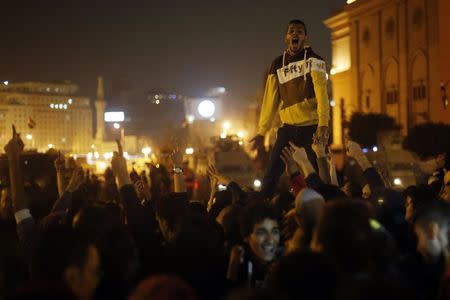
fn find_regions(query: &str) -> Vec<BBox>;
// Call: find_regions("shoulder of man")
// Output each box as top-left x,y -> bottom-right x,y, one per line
306,47 -> 324,61
269,55 -> 284,74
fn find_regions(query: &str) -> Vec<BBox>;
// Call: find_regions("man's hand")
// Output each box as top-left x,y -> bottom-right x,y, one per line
280,147 -> 300,176
4,125 -> 24,159
314,126 -> 329,146
250,134 -> 264,151
288,142 -> 309,164
171,147 -> 183,168
54,151 -> 65,173
312,141 -> 326,158
346,140 -> 364,158
111,139 -> 131,187
66,167 -> 85,193
207,163 -> 231,186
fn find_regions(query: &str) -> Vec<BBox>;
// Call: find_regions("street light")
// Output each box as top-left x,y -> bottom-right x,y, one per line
142,147 -> 152,156
26,134 -> 32,140
113,123 -> 120,129
223,121 -> 231,130
198,100 -> 215,118
185,147 -> 194,155
48,144 -> 54,149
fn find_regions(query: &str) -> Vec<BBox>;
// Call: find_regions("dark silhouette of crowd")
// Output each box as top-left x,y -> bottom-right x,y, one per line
1,125 -> 450,300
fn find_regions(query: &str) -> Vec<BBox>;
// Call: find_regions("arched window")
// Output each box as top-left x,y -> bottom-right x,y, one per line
384,58 -> 400,122
361,65 -> 375,112
411,50 -> 429,124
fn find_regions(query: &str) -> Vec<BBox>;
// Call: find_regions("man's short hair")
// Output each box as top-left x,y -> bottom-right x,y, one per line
288,19 -> 307,35
414,200 -> 450,229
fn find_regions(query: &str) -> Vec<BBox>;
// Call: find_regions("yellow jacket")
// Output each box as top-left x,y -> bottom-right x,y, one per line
258,47 -> 330,135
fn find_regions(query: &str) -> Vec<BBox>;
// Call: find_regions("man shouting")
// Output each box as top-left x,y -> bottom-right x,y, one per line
251,19 -> 330,198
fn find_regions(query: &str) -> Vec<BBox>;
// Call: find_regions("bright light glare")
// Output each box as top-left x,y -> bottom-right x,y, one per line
210,117 -> 215,122
185,147 -> 194,155
68,98 -> 73,104
330,100 -> 336,107
48,144 -> 54,149
26,134 -> 32,140
97,161 -> 107,173
237,131 -> 245,138
393,178 -> 402,186
223,121 -> 231,130
218,184 -> 227,191
113,123 -> 120,129
103,152 -> 113,159
187,115 -> 195,124
362,148 -> 369,153
3,81 -> 8,86
372,146 -> 378,152
91,144 -> 95,149
253,179 -> 262,188
198,100 -> 215,118
105,112 -> 125,122
123,152 -> 130,160
94,152 -> 100,159
238,141 -> 243,145
218,87 -> 226,93
220,132 -> 227,139
142,147 -> 152,155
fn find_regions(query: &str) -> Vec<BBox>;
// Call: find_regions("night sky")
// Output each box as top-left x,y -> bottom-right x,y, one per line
1,0 -> 346,106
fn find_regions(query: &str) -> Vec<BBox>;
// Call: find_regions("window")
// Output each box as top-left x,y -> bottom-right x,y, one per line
413,84 -> 427,101
386,90 -> 399,104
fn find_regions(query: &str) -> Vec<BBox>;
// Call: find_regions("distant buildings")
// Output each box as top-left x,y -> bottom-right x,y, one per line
325,0 -> 450,144
0,81 -> 93,153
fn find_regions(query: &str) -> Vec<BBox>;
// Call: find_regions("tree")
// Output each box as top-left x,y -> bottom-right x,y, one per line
403,122 -> 450,159
347,113 -> 400,148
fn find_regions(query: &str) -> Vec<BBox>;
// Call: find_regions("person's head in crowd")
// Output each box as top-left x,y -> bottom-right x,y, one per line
72,203 -> 124,238
403,184 -> 436,224
155,192 -> 189,242
362,184 -> 371,199
270,191 -> 294,217
32,226 -> 100,300
292,188 -> 325,250
314,184 -> 346,201
295,188 -> 325,226
0,186 -> 13,224
416,152 -> 447,175
341,181 -> 363,198
311,199 -> 374,274
266,252 -> 338,300
172,214 -> 223,253
129,275 -> 197,300
439,170 -> 450,202
413,201 -> 450,263
217,204 -> 243,246
239,202 -> 280,263
337,277 -> 412,300
208,189 -> 232,219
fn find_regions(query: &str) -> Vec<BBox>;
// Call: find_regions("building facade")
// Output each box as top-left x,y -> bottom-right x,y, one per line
0,81 -> 93,153
325,0 -> 450,145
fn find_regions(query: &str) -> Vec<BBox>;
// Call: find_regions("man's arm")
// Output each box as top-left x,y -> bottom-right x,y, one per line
5,126 -> 37,263
310,58 -> 330,129
258,69 -> 280,136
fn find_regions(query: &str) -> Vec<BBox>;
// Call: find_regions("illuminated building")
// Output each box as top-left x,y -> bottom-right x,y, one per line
0,81 -> 92,152
325,0 -> 450,145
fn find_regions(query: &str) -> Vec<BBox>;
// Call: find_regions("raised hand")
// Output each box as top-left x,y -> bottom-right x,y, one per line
111,139 -> 130,187
54,151 -> 65,173
171,147 -> 183,168
4,125 -> 24,158
249,134 -> 264,151
66,167 -> 85,193
280,146 -> 300,176
314,126 -> 329,147
311,140 -> 326,158
288,142 -> 309,164
345,140 -> 364,158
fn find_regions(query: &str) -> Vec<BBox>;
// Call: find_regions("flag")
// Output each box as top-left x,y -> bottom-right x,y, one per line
28,117 -> 36,129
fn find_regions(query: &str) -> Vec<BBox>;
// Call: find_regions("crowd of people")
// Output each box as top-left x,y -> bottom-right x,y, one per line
0,124 -> 449,300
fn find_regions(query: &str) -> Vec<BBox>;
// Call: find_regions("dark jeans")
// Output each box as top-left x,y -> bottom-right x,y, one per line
261,124 -> 317,199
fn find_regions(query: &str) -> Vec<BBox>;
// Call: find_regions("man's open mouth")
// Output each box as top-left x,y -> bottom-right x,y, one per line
292,38 -> 299,45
